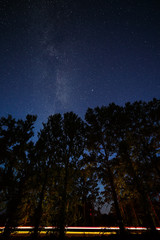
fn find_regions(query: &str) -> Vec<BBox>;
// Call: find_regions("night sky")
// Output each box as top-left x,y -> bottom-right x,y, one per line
1,0 -> 160,135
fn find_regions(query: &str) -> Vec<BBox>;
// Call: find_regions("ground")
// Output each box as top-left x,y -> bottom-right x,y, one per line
0,233 -> 160,240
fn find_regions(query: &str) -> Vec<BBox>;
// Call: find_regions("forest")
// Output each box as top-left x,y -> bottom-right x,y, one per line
0,98 -> 160,239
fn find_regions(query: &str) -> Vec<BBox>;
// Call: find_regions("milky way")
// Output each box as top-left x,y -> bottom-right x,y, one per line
0,0 -> 160,135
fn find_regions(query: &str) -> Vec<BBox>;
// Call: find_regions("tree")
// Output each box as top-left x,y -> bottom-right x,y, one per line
0,114 -> 37,237
76,153 -> 101,226
85,103 -> 126,235
115,99 -> 160,232
36,112 -> 85,239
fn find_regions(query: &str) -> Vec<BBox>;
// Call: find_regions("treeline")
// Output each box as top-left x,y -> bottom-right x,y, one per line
0,98 -> 160,238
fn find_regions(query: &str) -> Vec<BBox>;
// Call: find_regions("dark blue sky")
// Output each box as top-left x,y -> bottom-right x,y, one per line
0,0 -> 160,135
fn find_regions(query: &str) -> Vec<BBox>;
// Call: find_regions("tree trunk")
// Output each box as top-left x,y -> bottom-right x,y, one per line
128,158 -> 157,233
3,174 -> 24,237
59,157 -> 69,240
131,202 -> 140,226
147,195 -> 160,226
33,172 -> 48,239
106,162 -> 126,236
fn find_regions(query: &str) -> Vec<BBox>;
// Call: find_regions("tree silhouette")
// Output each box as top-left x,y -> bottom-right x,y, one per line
0,98 -> 159,238
0,114 -> 37,237
115,100 -> 160,232
34,112 -> 85,239
85,103 -> 126,235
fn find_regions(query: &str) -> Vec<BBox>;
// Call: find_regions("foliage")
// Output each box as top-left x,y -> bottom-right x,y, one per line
0,99 -> 160,238
0,115 -> 37,235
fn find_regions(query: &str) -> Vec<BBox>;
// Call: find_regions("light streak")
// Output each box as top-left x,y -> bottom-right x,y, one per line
65,231 -> 117,235
0,226 -> 160,236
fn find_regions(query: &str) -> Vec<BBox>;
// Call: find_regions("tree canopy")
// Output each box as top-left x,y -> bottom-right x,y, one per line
0,99 -> 160,238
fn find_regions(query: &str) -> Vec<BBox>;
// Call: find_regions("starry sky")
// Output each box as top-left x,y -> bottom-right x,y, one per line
0,0 -> 160,135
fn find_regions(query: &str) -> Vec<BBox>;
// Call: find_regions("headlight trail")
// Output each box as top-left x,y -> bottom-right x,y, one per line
0,226 -> 160,236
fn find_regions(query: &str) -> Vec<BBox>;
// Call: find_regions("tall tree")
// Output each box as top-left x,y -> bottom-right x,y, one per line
85,104 -> 126,235
0,114 -> 37,237
36,112 -> 85,239
76,153 -> 100,226
116,99 -> 160,232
